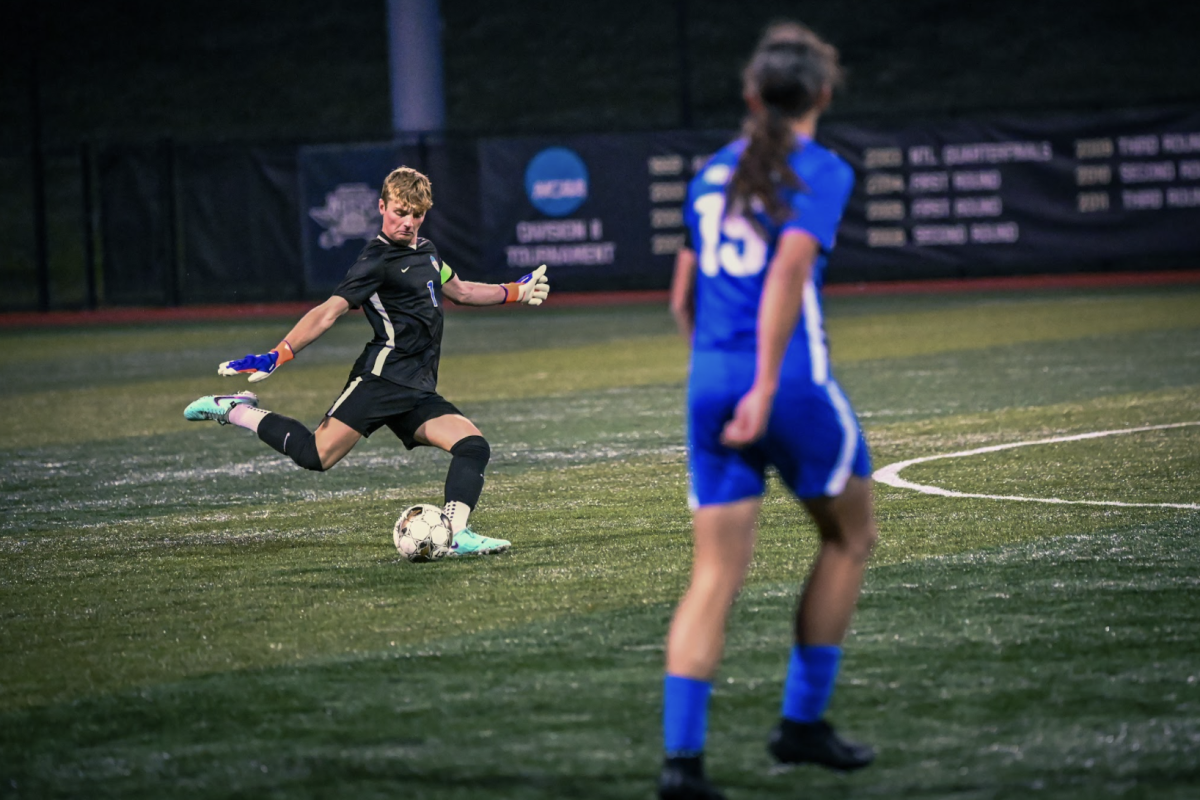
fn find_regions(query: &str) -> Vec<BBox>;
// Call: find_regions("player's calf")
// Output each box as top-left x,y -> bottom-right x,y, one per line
256,413 -> 326,471
184,394 -> 326,472
443,435 -> 490,533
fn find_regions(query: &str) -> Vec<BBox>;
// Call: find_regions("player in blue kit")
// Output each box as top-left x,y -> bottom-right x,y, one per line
658,22 -> 879,800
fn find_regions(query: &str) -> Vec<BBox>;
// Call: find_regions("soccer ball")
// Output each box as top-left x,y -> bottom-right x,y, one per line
394,504 -> 454,562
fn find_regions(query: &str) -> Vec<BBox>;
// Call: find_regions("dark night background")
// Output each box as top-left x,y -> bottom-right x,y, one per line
2,0 -> 1199,308
6,0 -> 1200,145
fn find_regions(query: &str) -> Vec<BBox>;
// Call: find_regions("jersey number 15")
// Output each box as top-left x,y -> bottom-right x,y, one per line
693,192 -> 767,278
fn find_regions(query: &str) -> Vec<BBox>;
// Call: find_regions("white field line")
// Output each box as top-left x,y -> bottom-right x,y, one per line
873,422 -> 1200,510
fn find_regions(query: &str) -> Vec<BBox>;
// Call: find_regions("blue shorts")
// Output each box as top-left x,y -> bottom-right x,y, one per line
687,349 -> 872,508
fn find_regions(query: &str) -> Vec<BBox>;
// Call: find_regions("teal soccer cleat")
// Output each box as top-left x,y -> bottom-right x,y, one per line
184,392 -> 258,425
448,528 -> 511,556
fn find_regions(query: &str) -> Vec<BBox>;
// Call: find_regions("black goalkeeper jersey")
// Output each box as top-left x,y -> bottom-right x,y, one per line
333,234 -> 455,392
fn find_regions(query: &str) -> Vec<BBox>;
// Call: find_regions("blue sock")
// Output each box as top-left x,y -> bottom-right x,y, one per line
781,644 -> 842,723
663,674 -> 712,756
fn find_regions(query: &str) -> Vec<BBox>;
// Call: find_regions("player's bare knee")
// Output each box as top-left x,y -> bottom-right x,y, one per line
847,520 -> 879,560
818,519 -> 877,560
834,520 -> 877,561
692,562 -> 749,603
316,445 -> 356,471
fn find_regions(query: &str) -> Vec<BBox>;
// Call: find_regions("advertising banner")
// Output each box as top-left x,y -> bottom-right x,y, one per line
95,109 -> 1200,309
477,109 -> 1200,288
297,142 -> 421,292
822,107 -> 1200,280
477,131 -> 729,290
286,109 -> 1200,298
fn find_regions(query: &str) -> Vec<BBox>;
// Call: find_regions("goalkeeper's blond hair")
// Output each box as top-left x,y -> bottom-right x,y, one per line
380,166 -> 433,214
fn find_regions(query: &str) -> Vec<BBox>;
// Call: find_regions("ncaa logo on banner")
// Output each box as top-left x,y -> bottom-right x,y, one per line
525,147 -> 589,217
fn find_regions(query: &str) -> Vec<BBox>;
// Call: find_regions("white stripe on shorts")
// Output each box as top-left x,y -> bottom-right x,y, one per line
327,377 -> 363,417
823,380 -> 859,496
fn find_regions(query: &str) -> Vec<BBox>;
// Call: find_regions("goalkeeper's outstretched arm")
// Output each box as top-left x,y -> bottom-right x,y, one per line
280,296 -> 351,352
219,295 -> 350,382
443,265 -> 550,307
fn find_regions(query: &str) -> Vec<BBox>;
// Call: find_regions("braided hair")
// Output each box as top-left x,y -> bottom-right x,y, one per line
725,22 -> 843,228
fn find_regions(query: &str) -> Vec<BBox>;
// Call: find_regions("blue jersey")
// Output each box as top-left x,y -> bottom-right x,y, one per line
683,136 -> 854,374
683,136 -> 869,505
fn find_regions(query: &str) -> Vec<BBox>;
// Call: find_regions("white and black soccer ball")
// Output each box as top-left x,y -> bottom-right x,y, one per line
394,504 -> 454,562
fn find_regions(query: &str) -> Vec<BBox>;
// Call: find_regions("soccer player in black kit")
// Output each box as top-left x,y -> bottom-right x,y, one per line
185,166 -> 549,555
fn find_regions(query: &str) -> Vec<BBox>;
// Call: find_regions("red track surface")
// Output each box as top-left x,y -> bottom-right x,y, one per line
2,270 -> 1198,329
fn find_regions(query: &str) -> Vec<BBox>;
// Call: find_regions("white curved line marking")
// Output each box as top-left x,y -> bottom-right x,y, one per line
873,422 -> 1200,510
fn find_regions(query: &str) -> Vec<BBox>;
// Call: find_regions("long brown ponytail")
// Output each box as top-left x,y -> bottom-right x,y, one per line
725,22 -> 843,228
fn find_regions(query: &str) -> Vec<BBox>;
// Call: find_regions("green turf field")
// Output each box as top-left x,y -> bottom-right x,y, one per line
2,287 -> 1198,799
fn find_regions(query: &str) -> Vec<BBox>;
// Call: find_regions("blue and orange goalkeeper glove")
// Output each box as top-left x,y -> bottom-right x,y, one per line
502,264 -> 550,306
218,340 -> 294,383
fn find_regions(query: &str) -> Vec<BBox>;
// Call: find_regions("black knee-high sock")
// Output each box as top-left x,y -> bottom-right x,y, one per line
445,435 -> 490,507
257,413 -> 325,471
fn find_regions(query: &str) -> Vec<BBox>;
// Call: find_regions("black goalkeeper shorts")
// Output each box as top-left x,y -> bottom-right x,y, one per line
325,374 -> 462,449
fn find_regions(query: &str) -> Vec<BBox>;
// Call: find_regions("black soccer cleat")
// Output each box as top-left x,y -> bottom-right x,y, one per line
658,756 -> 727,800
768,718 -> 875,771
